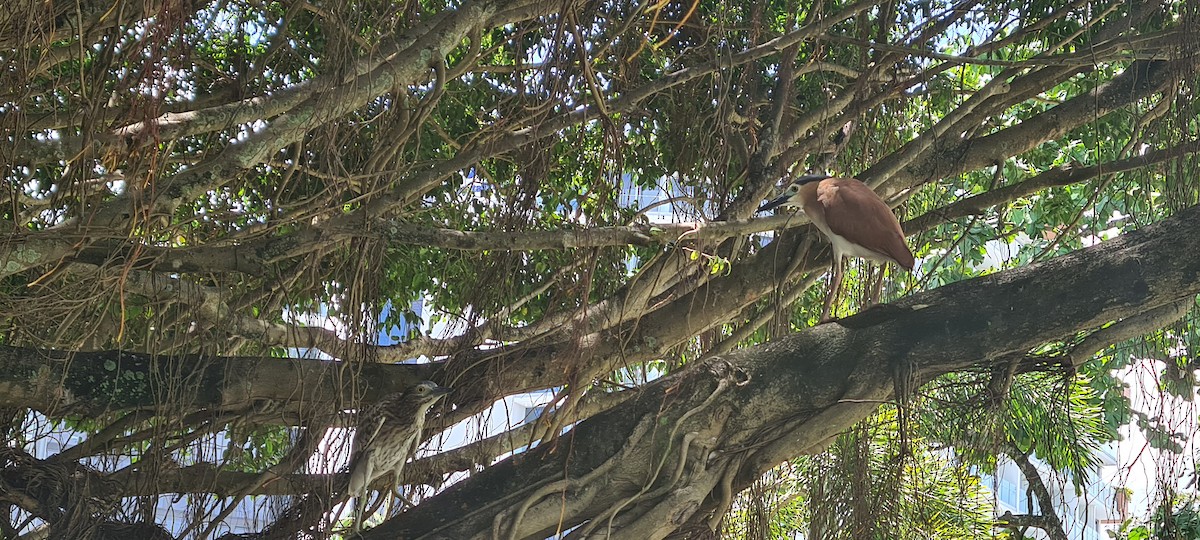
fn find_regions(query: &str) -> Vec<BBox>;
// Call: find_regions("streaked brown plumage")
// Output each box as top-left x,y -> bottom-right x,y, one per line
759,174 -> 914,318
346,380 -> 450,529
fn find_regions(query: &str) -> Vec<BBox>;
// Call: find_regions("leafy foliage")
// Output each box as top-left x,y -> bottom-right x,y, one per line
1,0 -> 1198,537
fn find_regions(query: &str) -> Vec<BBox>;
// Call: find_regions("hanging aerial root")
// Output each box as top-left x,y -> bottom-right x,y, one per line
568,362 -> 745,538
494,416 -> 656,540
706,453 -> 746,531
569,431 -> 700,539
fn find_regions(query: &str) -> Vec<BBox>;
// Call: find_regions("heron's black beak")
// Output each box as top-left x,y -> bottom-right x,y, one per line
431,386 -> 452,398
758,194 -> 791,213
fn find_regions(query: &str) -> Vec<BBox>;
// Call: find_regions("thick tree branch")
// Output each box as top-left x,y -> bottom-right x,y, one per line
0,346 -> 435,416
870,57 -> 1193,199
366,203 -> 1200,538
1015,298 -> 1193,374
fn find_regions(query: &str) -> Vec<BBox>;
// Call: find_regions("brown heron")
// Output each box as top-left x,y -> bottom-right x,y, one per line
759,174 -> 914,319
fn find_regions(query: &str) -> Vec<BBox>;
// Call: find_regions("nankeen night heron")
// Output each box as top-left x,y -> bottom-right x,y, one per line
758,174 -> 915,320
347,380 -> 450,530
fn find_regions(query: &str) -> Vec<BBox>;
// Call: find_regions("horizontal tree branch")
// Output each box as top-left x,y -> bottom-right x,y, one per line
0,346 -> 435,416
57,387 -> 637,499
361,215 -> 805,251
824,28 -> 1185,67
903,139 -> 1200,234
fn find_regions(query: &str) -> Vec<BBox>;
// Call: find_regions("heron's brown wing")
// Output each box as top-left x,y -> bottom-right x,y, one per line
816,178 -> 914,270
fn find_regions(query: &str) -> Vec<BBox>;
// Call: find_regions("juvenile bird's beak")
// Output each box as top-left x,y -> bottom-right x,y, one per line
430,386 -> 452,398
758,194 -> 792,213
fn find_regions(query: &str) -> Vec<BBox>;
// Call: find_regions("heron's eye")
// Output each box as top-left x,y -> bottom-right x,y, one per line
788,185 -> 799,193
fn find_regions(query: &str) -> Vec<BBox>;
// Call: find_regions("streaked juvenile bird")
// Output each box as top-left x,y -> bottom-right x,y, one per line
759,174 -> 914,319
347,380 -> 451,528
